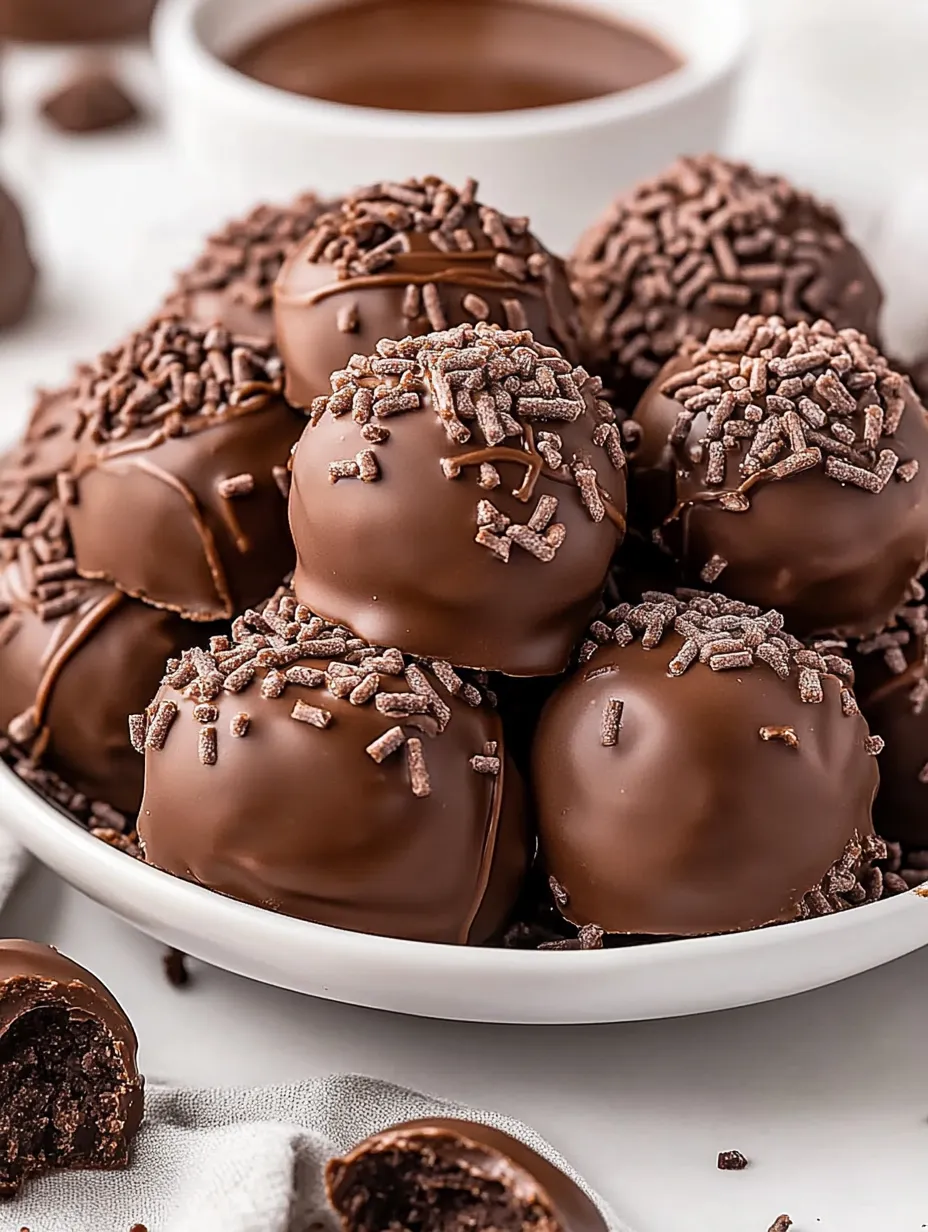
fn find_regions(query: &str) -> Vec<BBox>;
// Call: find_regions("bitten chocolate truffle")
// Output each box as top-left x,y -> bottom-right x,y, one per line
64,319 -> 306,621
849,589 -> 928,848
0,940 -> 143,1197
631,315 -> 928,638
327,1119 -> 607,1232
0,183 -> 36,330
0,484 -> 205,815
289,322 -> 626,674
0,0 -> 155,42
570,155 -> 883,407
136,593 -> 528,944
533,591 -> 886,938
164,194 -> 325,343
274,177 -> 580,409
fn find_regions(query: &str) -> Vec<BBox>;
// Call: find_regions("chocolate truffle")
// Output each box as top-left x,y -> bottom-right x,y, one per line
327,1119 -> 607,1232
274,176 -> 580,409
533,591 -> 886,938
164,194 -> 325,343
0,939 -> 143,1197
289,322 -> 626,674
136,593 -> 528,944
630,315 -> 928,638
849,590 -> 928,849
0,0 -> 155,42
0,183 -> 36,330
63,319 -> 306,622
570,154 -> 883,408
0,486 -> 207,815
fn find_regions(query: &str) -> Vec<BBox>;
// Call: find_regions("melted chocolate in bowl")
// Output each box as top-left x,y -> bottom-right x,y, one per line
230,0 -> 682,114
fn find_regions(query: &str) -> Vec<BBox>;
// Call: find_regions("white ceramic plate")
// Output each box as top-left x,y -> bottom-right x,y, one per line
3,760 -> 928,1023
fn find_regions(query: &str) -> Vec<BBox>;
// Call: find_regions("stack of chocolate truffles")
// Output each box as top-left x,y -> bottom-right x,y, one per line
5,164 -> 928,949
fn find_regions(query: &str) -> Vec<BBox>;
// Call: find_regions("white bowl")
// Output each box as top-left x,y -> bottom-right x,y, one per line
4,759 -> 928,1023
153,0 -> 750,251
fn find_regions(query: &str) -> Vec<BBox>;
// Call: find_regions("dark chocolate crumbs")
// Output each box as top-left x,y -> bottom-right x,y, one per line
162,949 -> 189,988
717,1150 -> 749,1170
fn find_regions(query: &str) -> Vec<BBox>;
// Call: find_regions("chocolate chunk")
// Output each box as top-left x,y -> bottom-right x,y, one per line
717,1150 -> 749,1170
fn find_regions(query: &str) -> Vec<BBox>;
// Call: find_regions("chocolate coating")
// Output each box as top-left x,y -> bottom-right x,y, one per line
0,0 -> 155,42
64,320 -> 305,621
0,940 -> 143,1195
137,594 -> 528,944
851,598 -> 928,848
327,1118 -> 607,1232
631,316 -> 928,638
533,592 -> 882,937
164,195 -> 325,344
0,548 -> 204,815
289,322 -> 625,674
0,183 -> 36,330
570,155 -> 883,409
274,177 -> 580,410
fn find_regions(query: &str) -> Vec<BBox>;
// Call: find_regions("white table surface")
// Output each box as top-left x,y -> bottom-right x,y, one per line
2,5 -> 928,1230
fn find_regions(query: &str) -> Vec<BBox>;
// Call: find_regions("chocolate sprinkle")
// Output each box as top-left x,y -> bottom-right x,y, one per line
309,321 -> 621,562
660,316 -> 913,511
168,194 -> 323,317
571,154 -> 874,392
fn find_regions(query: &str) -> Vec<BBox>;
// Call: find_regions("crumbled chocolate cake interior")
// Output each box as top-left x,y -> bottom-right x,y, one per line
332,1143 -> 562,1232
0,1006 -> 133,1196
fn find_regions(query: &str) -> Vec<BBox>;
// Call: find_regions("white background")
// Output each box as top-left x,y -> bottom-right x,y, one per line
2,3 -> 928,1229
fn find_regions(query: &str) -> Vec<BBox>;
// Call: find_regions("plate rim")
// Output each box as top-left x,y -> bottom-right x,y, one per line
3,757 -> 925,976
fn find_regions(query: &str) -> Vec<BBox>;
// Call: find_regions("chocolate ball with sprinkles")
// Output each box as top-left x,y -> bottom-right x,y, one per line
326,1119 -> 607,1232
570,155 -> 883,408
274,176 -> 580,409
163,193 -> 325,343
289,322 -> 626,675
0,484 -> 209,815
0,939 -> 143,1197
848,587 -> 928,850
532,591 -> 889,938
63,318 -> 306,622
135,592 -> 528,944
630,315 -> 928,638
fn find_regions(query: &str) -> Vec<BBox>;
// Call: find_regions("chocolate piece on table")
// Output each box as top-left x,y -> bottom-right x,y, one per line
289,321 -> 626,674
533,591 -> 887,938
136,592 -> 528,944
629,315 -> 928,638
570,154 -> 883,410
0,183 -> 36,330
850,588 -> 928,849
41,69 -> 141,134
0,0 -> 156,42
326,1118 -> 607,1232
164,194 -> 325,344
0,939 -> 143,1197
274,176 -> 580,409
63,318 -> 305,622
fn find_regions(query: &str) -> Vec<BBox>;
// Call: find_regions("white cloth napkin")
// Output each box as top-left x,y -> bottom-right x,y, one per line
0,1074 -> 625,1232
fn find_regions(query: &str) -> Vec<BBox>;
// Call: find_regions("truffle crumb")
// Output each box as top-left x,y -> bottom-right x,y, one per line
717,1150 -> 748,1170
767,1218 -> 792,1232
162,949 -> 189,988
